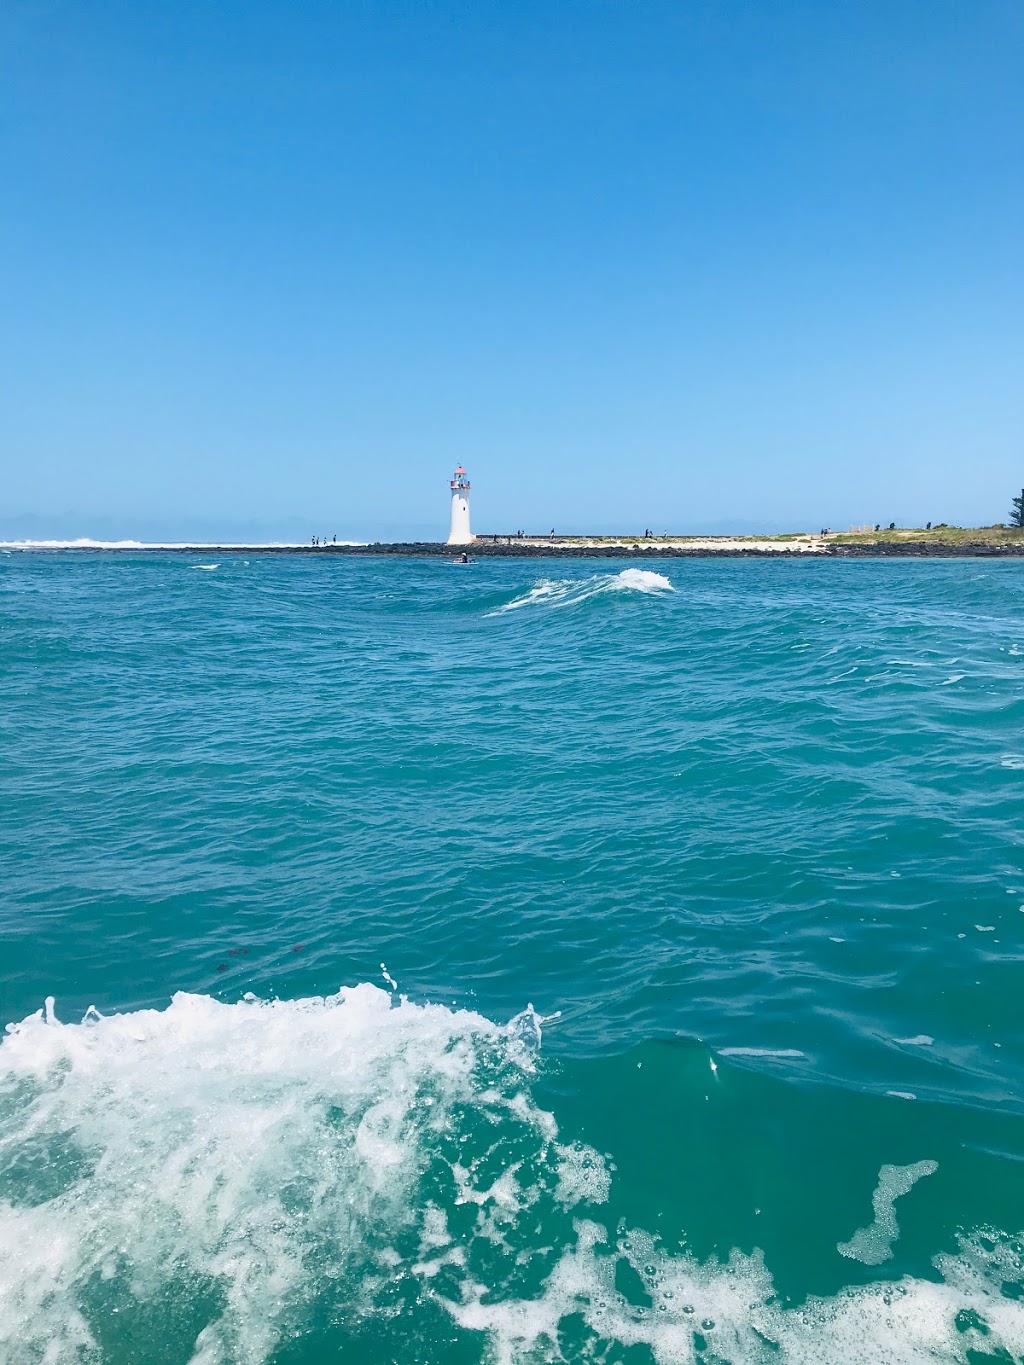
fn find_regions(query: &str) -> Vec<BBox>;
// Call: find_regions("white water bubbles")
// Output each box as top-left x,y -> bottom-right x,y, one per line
0,985 -> 553,1365
837,1160 -> 939,1265
444,1215 -> 1024,1365
2,991 -> 1023,1365
554,1142 -> 611,1207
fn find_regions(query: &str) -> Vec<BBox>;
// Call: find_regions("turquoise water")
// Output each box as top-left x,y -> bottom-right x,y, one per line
2,552 -> 1024,1363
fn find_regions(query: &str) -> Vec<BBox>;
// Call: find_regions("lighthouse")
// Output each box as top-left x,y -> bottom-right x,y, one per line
447,465 -> 474,545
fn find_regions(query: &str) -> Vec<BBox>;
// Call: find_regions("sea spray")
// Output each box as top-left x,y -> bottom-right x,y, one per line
1,989 -> 1022,1364
0,987 -> 547,1362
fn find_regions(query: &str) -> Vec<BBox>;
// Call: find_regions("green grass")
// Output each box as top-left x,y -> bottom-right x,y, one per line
829,525 -> 1024,545
492,527 -> 1024,546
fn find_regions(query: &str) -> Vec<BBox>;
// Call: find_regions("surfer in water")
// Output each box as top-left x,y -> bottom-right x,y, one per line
459,551 -> 469,564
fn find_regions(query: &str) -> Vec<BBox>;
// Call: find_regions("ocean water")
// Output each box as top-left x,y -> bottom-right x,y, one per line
2,551 -> 1024,1364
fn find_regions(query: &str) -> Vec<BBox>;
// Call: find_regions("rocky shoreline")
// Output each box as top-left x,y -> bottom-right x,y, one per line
348,541 -> 1024,558
9,539 -> 1024,558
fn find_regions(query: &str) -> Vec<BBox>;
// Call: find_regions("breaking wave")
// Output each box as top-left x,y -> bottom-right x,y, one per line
0,540 -> 365,551
488,569 -> 675,615
1,987 -> 1023,1363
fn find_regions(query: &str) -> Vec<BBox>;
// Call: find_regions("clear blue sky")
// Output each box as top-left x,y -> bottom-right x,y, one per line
2,0 -> 1022,540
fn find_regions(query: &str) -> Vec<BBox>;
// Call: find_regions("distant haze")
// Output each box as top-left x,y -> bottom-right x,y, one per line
2,0 -> 1021,540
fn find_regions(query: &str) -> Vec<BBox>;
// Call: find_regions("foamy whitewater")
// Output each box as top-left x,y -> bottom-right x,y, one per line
1,988 -> 1022,1365
4,552 -> 1024,1362
0,540 -> 365,551
488,568 -> 675,614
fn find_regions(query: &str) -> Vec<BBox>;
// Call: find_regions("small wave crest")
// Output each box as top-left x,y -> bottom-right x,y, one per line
488,568 -> 675,615
2,988 -> 1023,1362
0,538 -> 148,549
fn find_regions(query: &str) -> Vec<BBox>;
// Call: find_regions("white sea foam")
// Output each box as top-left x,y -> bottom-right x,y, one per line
0,538 -> 151,549
0,540 -> 365,551
0,990 -> 1021,1364
191,563 -> 220,570
0,986 -> 530,1363
837,1160 -> 938,1265
554,1141 -> 612,1207
719,1047 -> 806,1059
447,1218 -> 1024,1365
489,569 -> 675,615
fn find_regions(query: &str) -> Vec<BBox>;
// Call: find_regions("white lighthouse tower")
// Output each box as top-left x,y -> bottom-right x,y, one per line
447,465 -> 474,545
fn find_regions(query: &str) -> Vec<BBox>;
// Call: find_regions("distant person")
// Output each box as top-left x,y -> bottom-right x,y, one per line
332,534 -> 337,544
460,551 -> 468,563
